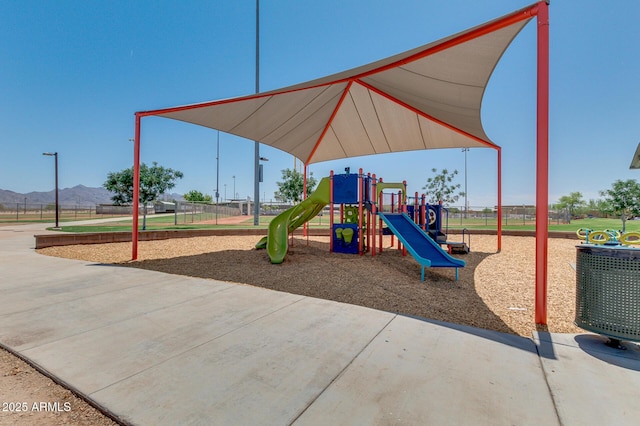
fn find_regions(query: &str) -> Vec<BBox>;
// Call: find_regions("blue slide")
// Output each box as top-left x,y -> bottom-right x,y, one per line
377,213 -> 465,281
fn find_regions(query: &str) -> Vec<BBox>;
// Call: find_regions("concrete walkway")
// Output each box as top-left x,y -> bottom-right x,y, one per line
1,222 -> 639,425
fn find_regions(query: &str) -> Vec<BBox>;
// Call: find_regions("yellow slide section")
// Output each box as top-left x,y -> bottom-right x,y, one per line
256,177 -> 330,264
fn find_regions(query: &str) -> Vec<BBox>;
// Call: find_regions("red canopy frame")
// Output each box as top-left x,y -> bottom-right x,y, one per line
131,1 -> 549,324
535,1 -> 550,325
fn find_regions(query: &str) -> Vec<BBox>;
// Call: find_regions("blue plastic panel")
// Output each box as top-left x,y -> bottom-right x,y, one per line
332,223 -> 359,254
333,173 -> 359,204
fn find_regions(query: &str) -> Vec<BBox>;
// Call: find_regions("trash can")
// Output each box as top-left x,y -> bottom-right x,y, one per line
575,245 -> 640,342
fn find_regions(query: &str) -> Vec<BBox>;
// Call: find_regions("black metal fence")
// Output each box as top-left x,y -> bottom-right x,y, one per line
443,205 -> 571,227
0,202 -> 242,223
171,202 -> 242,224
0,203 -> 121,222
1,201 -> 570,227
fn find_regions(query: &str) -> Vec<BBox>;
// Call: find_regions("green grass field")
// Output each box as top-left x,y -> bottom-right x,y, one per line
46,213 -> 640,234
447,217 -> 640,233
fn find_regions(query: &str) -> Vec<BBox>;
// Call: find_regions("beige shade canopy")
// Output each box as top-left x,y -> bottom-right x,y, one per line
133,2 -> 551,325
630,143 -> 640,169
144,6 -> 536,164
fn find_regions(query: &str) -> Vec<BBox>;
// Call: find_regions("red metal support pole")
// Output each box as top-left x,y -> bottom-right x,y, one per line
131,113 -> 141,260
329,170 -> 334,253
371,174 -> 377,257
397,190 -> 402,250
390,192 -> 395,248
358,168 -> 364,255
497,147 -> 502,252
535,1 -> 550,325
367,173 -> 372,254
402,181 -> 407,256
378,178 -> 383,253
421,194 -> 426,231
303,163 -> 308,239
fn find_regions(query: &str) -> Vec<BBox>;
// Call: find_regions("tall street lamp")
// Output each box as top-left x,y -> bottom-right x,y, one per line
232,175 -> 236,200
253,0 -> 261,226
42,152 -> 59,228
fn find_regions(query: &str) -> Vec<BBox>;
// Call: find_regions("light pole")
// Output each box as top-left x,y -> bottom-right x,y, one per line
462,148 -> 469,219
253,0 -> 261,226
232,176 -> 236,200
42,152 -> 59,228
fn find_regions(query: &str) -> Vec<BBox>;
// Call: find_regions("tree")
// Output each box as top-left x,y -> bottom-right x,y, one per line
275,168 -> 318,203
600,179 -> 640,232
422,168 -> 463,205
184,190 -> 212,203
586,198 -> 610,218
555,192 -> 585,221
104,162 -> 183,230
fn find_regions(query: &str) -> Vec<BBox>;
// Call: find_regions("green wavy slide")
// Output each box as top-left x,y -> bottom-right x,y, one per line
256,177 -> 330,264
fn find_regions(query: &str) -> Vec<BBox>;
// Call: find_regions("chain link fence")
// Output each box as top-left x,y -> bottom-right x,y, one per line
171,201 -> 242,224
0,201 -> 243,224
1,200 -> 570,228
0,202 -> 126,222
442,205 -> 570,228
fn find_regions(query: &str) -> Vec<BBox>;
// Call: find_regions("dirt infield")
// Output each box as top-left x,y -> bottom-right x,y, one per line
37,234 -> 583,337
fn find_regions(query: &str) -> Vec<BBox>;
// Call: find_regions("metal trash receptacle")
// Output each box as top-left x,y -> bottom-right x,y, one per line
575,244 -> 640,342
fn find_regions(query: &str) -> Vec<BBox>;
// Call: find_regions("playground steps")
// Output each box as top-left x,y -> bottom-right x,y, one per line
446,241 -> 470,254
428,230 -> 447,244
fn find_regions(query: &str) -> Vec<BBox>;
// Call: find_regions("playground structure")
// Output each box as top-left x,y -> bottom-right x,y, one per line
130,3 -> 555,324
257,168 -> 467,281
576,228 -> 640,246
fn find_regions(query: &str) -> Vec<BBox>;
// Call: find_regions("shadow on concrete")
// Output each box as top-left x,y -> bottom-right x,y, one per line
574,334 -> 640,371
120,237 -> 518,336
399,314 -> 539,354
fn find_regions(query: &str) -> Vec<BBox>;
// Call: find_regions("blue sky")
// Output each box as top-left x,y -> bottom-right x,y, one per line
2,0 -> 639,208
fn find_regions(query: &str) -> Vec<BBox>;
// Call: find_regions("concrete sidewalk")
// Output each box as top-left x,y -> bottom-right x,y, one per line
1,223 -> 639,425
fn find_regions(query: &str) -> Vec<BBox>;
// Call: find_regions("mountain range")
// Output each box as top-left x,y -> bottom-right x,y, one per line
0,185 -> 184,207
